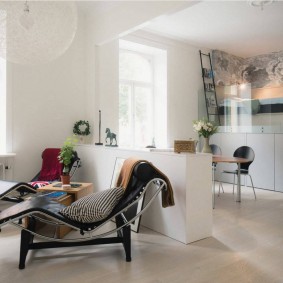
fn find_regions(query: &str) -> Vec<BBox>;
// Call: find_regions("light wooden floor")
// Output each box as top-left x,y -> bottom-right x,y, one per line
1,183 -> 283,283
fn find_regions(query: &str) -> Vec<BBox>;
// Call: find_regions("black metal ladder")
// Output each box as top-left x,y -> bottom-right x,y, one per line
199,50 -> 221,125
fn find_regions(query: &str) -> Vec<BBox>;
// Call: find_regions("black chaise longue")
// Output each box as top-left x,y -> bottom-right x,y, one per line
0,158 -> 174,269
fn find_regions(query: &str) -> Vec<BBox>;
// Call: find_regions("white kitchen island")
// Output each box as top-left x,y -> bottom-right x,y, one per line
75,145 -> 212,244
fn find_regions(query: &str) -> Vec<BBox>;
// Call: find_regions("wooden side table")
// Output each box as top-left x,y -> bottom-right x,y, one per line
53,194 -> 73,238
37,182 -> 93,202
36,182 -> 93,238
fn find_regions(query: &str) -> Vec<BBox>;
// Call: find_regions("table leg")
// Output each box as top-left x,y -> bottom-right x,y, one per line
212,166 -> 215,209
236,162 -> 241,202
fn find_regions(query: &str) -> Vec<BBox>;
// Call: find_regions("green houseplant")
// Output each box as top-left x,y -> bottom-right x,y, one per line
58,136 -> 78,185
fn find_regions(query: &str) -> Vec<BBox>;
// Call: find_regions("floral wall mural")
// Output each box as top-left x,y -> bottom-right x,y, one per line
212,50 -> 283,89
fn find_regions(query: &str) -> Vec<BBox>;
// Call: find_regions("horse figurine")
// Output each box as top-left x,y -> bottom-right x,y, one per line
105,128 -> 117,146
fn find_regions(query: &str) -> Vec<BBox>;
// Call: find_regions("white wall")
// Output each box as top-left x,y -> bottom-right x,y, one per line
95,31 -> 204,148
166,38 -> 202,146
7,3 -> 205,181
94,41 -> 119,143
9,11 -> 88,181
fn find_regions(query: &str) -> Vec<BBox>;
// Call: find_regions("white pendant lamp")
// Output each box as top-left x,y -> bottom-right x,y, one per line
0,1 -> 78,65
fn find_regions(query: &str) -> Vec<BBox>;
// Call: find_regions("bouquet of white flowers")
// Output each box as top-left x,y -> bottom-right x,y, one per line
193,118 -> 218,138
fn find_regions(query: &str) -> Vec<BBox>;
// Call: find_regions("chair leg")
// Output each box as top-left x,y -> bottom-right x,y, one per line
249,174 -> 256,200
116,214 -> 131,262
218,182 -> 224,196
218,172 -> 224,196
212,167 -> 215,209
19,229 -> 32,269
122,225 -> 132,262
19,217 -> 35,269
232,174 -> 235,194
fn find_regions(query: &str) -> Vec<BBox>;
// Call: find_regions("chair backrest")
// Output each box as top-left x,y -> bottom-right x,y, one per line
233,146 -> 255,171
69,151 -> 81,178
210,144 -> 222,155
112,162 -> 156,214
35,148 -> 80,182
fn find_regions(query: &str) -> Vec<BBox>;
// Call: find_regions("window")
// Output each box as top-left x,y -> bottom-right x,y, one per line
0,57 -> 6,152
119,40 -> 167,148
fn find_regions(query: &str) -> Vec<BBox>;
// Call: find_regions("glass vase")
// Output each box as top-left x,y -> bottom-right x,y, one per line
202,137 -> 212,153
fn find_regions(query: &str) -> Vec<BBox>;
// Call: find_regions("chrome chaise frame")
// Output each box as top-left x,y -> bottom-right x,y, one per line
0,176 -> 167,269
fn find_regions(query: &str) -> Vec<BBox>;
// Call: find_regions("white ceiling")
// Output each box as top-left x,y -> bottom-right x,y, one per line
143,1 -> 283,58
77,1 -> 283,58
77,1 -> 120,15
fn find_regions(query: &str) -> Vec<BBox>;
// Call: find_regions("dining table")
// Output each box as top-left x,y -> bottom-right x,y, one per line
212,155 -> 250,207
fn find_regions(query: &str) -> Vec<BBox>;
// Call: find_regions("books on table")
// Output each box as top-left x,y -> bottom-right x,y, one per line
41,191 -> 67,200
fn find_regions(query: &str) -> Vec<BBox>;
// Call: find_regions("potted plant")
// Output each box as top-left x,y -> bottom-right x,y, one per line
193,118 -> 218,153
58,136 -> 78,185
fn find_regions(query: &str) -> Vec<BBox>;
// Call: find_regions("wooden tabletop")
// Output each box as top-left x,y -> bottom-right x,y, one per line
37,182 -> 93,193
212,155 -> 250,164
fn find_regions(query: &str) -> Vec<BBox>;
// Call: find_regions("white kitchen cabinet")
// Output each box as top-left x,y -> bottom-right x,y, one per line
212,132 -> 283,192
247,134 -> 274,190
275,134 -> 283,192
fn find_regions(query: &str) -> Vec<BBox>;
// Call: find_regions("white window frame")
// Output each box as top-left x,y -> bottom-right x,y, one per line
0,57 -> 6,153
119,48 -> 155,147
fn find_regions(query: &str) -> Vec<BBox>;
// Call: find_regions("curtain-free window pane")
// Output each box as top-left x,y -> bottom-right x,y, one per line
0,57 -> 6,152
119,51 -> 152,83
134,86 -> 153,147
119,83 -> 132,147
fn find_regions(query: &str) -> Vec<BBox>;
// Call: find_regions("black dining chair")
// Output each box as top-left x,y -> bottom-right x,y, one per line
210,144 -> 222,156
221,146 -> 256,199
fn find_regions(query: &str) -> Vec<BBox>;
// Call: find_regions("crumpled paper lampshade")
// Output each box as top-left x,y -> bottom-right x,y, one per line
0,1 -> 77,65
